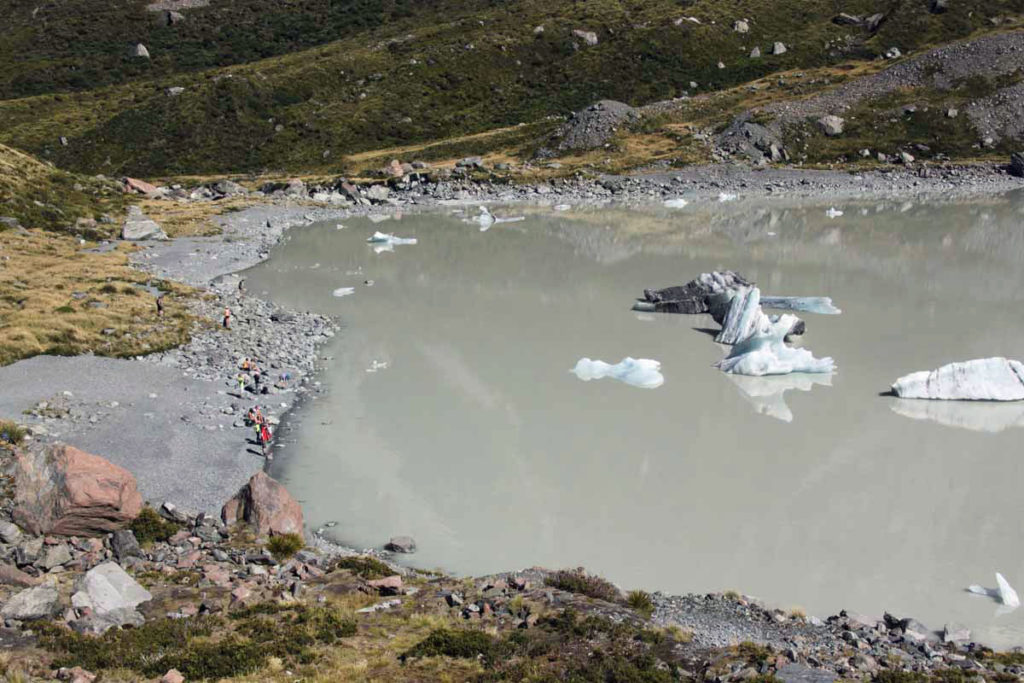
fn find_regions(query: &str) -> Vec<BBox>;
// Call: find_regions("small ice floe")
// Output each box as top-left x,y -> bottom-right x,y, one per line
715,316 -> 835,376
663,198 -> 689,209
729,373 -> 832,423
713,287 -> 803,345
571,357 -> 664,389
554,204 -> 572,211
335,224 -> 346,230
891,358 -> 1024,401
474,206 -> 526,232
967,573 -> 1020,609
761,296 -> 841,315
825,207 -> 844,218
357,599 -> 402,614
310,263 -> 321,269
366,360 -> 389,373
332,287 -> 355,297
718,192 -> 737,202
367,231 -> 417,247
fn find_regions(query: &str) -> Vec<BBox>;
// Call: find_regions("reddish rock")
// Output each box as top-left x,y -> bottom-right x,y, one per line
221,472 -> 303,537
56,667 -> 96,683
160,669 -> 185,683
12,444 -> 143,537
386,159 -> 404,177
176,551 -> 201,568
367,575 -> 403,595
0,563 -> 40,587
202,564 -> 231,587
230,585 -> 253,604
124,177 -> 159,194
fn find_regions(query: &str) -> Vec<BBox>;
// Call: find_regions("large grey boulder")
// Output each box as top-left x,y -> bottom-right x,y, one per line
772,41 -> 787,55
365,184 -> 390,202
111,530 -> 143,561
72,606 -> 146,635
0,521 -> 22,545
572,29 -> 598,46
817,115 -> 845,137
121,206 -> 167,241
1,582 -> 62,621
37,543 -> 72,570
75,562 -> 152,614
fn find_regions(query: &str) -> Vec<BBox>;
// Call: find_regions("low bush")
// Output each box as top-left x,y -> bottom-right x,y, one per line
332,554 -> 393,579
627,589 -> 655,617
0,420 -> 27,445
544,568 -> 622,602
129,506 -> 181,546
266,532 -> 304,561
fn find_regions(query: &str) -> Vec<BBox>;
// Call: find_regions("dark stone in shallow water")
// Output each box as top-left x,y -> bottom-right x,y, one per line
641,271 -> 752,315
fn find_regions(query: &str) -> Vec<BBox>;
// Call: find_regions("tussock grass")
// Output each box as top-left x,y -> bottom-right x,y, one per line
0,229 -> 194,366
266,532 -> 304,561
0,420 -> 27,445
544,568 -> 622,602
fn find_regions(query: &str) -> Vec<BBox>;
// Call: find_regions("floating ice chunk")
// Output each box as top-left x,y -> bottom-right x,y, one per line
718,192 -> 737,202
663,198 -> 689,208
967,573 -> 1020,607
891,358 -> 1024,401
761,296 -> 842,315
728,373 -> 832,423
554,204 -> 572,211
367,231 -> 417,246
332,287 -> 355,297
571,357 -> 664,389
474,206 -> 526,231
825,207 -> 844,218
715,316 -> 835,376
715,287 -> 767,344
890,398 -> 1024,433
335,224 -> 346,230
366,360 -> 389,373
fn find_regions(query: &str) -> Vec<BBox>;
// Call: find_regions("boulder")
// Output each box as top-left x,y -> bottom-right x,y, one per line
72,606 -> 146,635
833,13 -> 863,25
385,536 -> 417,553
750,47 -> 761,58
37,543 -> 72,570
111,529 -> 143,561
733,19 -> 749,33
0,563 -> 40,587
367,575 -> 403,595
1,582 -> 62,621
221,471 -> 304,536
1009,152 -> 1024,178
284,178 -> 306,197
866,13 -> 886,32
76,562 -> 152,614
12,444 -> 143,537
121,206 -> 167,241
572,29 -> 598,46
161,671 -> 186,683
817,115 -> 845,137
209,179 -> 247,196
0,521 -> 22,544
365,184 -> 390,202
124,177 -> 159,194
131,43 -> 150,59
772,42 -> 787,55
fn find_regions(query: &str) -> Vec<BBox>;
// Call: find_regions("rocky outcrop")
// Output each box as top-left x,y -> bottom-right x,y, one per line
12,444 -> 143,537
1,582 -> 62,621
121,206 -> 167,240
221,471 -> 303,536
547,100 -> 638,154
817,115 -> 845,137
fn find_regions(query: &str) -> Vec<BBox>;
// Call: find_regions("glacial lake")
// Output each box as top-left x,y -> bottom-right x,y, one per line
246,191 -> 1024,648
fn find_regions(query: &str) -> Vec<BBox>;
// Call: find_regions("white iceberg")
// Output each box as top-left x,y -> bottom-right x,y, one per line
713,287 -> 804,345
332,287 -> 355,297
761,296 -> 842,315
715,316 -> 835,376
967,573 -> 1020,607
663,198 -> 689,208
367,231 -> 418,247
554,204 -> 571,211
718,192 -> 737,202
571,357 -> 664,389
891,357 -> 1024,401
825,207 -> 844,218
729,373 -> 832,423
474,206 -> 526,232
366,360 -> 389,373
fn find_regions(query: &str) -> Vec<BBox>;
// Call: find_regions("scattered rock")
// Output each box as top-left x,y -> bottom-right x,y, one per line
0,521 -> 22,545
131,43 -> 150,59
385,536 -> 416,553
572,29 -> 598,46
0,563 -> 40,587
733,19 -> 749,33
750,47 -> 761,58
772,42 -> 787,55
122,206 -> 168,241
817,115 -> 845,137
367,575 -> 403,595
221,471 -> 304,536
161,670 -> 186,683
12,444 -> 144,537
0,582 -> 62,621
75,562 -> 152,615
38,543 -> 72,570
111,529 -> 143,561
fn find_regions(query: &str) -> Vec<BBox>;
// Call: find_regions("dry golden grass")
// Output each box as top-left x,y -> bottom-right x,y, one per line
138,196 -> 256,238
0,230 -> 194,366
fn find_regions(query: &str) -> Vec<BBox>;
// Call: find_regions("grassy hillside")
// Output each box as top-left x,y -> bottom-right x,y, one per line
1,0 -> 1021,176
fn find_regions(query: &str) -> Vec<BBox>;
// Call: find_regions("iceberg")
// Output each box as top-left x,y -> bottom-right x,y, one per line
571,357 -> 664,389
331,287 -> 355,297
663,198 -> 689,208
890,398 -> 1024,433
636,270 -> 751,314
367,231 -> 417,247
760,296 -> 842,315
713,287 -> 804,344
825,207 -> 844,218
718,192 -> 737,202
715,316 -> 835,376
554,204 -> 572,211
891,357 -> 1024,401
473,206 -> 526,232
729,373 -> 832,423
967,573 -> 1020,607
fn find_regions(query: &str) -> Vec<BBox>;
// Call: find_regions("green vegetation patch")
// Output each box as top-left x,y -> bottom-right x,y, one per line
332,554 -> 394,579
129,506 -> 182,546
544,567 -> 622,602
0,420 -> 27,445
266,532 -> 304,561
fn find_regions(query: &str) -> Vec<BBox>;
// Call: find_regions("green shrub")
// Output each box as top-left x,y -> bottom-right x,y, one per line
266,532 -> 304,561
54,305 -> 75,313
0,420 -> 27,445
332,555 -> 393,579
627,590 -> 654,617
129,506 -> 181,546
544,568 -> 622,602
99,283 -> 118,294
402,628 -> 501,663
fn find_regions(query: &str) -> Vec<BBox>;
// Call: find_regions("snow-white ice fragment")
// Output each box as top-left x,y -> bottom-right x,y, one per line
891,357 -> 1024,401
663,198 -> 689,208
332,287 -> 355,297
367,231 -> 417,246
761,296 -> 842,315
715,315 -> 835,376
718,192 -> 737,202
967,573 -> 1020,607
571,357 -> 664,389
825,207 -> 843,218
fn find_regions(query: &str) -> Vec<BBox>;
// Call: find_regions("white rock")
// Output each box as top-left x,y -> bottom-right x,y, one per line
891,358 -> 1024,401
78,562 -> 152,614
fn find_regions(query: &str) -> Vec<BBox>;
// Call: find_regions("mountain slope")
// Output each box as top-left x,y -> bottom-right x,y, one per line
1,0 -> 1022,175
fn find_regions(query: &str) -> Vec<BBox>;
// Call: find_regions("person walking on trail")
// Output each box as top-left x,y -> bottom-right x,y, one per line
260,422 -> 272,459
236,373 -> 247,395
238,278 -> 246,294
156,294 -> 165,317
252,363 -> 262,391
223,307 -> 232,329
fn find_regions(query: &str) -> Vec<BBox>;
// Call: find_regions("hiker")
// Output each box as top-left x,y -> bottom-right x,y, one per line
260,422 -> 272,458
240,357 -> 251,371
238,278 -> 246,293
156,294 -> 165,317
253,405 -> 265,425
252,363 -> 261,390
223,307 -> 232,329
236,372 -> 247,394
246,406 -> 257,425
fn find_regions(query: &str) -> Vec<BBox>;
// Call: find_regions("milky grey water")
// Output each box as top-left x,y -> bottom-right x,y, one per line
245,192 -> 1024,648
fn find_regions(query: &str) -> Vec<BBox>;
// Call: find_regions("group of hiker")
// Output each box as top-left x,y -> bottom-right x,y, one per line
246,404 -> 273,459
235,356 -> 267,395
